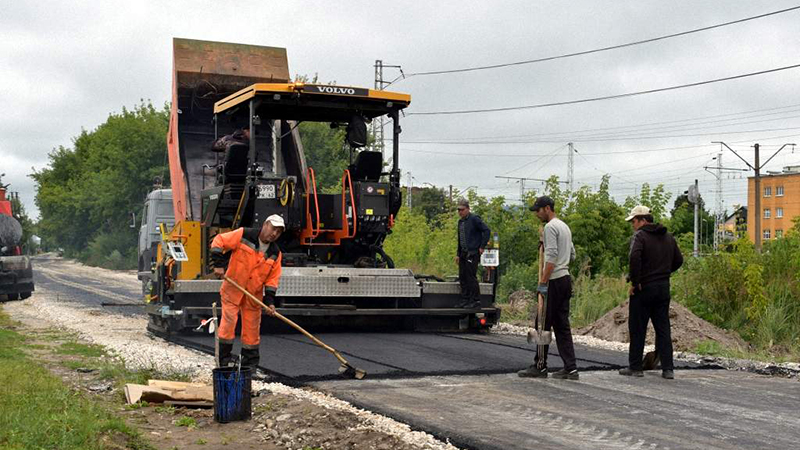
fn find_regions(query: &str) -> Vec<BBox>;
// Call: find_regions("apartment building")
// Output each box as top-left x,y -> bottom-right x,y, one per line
747,165 -> 800,242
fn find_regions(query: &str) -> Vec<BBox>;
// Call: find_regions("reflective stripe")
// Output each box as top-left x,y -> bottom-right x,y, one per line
242,343 -> 260,350
218,337 -> 235,344
265,286 -> 278,293
210,247 -> 224,254
241,238 -> 257,250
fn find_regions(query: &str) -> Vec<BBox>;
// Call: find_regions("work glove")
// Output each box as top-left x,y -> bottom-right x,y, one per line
537,284 -> 548,296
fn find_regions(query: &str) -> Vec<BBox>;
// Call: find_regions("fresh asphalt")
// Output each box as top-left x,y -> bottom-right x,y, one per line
28,257 -> 800,450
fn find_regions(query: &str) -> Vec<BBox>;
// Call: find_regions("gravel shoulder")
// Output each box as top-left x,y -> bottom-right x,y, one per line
4,259 -> 460,450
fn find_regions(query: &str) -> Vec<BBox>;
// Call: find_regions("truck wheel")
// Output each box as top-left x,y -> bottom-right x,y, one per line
20,292 -> 31,300
7,293 -> 19,301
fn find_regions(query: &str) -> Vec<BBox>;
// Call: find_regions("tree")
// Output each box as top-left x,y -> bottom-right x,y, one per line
668,194 -> 714,245
298,122 -> 349,190
624,183 -> 671,223
411,187 -> 449,222
32,102 -> 169,267
563,176 -> 631,275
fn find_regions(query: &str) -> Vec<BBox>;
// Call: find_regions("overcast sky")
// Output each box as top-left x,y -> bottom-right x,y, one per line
2,1 -> 800,221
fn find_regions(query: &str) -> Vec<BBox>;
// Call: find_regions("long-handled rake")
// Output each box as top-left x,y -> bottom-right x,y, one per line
223,276 -> 367,380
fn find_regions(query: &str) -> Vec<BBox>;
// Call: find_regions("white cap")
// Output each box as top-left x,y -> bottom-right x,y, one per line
625,205 -> 651,222
264,214 -> 285,229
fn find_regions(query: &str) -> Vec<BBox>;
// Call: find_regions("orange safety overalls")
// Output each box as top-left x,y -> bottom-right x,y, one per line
210,227 -> 282,350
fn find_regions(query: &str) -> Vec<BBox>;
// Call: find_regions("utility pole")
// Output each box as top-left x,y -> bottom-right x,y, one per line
714,141 -> 796,253
693,179 -> 699,257
449,184 -> 453,205
406,171 -> 412,209
372,60 -> 403,160
567,142 -> 575,195
715,152 -> 722,252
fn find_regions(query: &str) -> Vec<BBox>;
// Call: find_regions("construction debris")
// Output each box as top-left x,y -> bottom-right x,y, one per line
124,379 -> 213,405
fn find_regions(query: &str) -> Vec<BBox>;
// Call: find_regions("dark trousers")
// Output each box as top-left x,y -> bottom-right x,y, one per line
628,281 -> 674,371
534,276 -> 577,371
458,252 -> 480,301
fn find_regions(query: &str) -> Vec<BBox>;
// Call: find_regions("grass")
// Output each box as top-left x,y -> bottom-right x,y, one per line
175,416 -> 197,428
0,309 -> 154,450
57,341 -> 107,358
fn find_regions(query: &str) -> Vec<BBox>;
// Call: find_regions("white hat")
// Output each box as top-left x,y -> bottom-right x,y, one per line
625,205 -> 651,222
264,214 -> 285,228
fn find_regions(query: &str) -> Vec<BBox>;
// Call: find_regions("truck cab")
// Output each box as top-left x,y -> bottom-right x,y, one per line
137,189 -> 174,293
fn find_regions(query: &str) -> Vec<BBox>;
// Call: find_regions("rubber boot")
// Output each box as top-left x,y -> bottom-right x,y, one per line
219,343 -> 235,368
241,348 -> 260,372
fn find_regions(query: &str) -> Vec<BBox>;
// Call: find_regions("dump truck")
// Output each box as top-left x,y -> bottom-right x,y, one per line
143,38 -> 499,334
0,180 -> 34,301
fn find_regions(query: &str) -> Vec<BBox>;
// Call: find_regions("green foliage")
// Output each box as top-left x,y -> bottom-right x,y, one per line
0,310 -> 152,450
570,273 -> 629,328
562,176 -> 630,276
666,194 -> 714,244
32,102 -> 169,268
411,187 -> 449,222
298,121 -> 349,190
671,235 -> 800,354
623,182 -> 672,223
175,416 -> 197,428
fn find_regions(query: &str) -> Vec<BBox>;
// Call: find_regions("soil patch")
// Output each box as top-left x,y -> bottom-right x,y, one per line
577,300 -> 750,352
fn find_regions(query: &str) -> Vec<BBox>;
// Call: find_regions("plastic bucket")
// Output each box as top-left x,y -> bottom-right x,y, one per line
212,367 -> 252,423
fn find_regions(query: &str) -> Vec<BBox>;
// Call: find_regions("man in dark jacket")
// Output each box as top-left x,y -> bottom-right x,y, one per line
455,198 -> 491,308
620,205 -> 684,380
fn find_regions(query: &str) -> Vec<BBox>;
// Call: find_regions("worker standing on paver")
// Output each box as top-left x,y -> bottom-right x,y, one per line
519,196 -> 578,380
211,215 -> 284,371
455,198 -> 491,309
619,205 -> 683,380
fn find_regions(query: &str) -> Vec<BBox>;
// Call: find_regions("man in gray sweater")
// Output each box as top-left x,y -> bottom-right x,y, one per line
518,196 -> 578,380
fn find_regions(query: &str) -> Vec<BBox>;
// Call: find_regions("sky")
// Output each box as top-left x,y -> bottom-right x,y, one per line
2,1 -> 800,221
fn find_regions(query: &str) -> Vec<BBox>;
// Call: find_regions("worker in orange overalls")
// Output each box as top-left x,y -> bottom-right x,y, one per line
210,214 -> 284,370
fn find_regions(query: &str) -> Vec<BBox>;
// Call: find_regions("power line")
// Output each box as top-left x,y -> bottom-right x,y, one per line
400,103 -> 800,143
398,5 -> 800,78
401,124 -> 800,145
409,63 -> 800,116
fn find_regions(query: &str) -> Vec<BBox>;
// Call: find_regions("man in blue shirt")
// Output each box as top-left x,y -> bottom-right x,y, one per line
455,198 -> 491,309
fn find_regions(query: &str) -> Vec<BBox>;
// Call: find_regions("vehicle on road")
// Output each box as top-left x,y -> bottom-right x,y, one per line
137,188 -> 173,295
0,179 -> 34,301
142,38 -> 500,334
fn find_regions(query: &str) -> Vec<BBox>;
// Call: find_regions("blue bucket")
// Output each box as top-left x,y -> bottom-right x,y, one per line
212,367 -> 252,423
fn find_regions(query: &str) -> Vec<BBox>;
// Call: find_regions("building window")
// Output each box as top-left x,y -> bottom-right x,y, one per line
764,208 -> 771,219
764,229 -> 771,240
777,186 -> 784,197
777,207 -> 783,218
776,229 -> 783,238
764,186 -> 772,197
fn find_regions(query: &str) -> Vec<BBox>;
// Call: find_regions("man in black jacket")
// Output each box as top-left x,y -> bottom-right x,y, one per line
620,205 -> 684,380
455,199 -> 491,308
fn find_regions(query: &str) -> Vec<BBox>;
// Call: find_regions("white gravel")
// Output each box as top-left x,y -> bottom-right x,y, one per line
7,261 -> 460,450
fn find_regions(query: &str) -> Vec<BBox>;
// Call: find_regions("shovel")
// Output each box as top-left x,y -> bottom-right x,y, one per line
527,238 -> 552,369
223,276 -> 367,380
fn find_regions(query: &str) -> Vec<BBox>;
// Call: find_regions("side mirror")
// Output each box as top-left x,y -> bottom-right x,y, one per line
130,212 -> 137,229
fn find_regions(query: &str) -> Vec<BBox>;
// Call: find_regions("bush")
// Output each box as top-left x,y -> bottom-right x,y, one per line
79,230 -> 137,270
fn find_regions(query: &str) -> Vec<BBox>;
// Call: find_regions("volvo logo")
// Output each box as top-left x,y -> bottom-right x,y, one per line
307,85 -> 368,96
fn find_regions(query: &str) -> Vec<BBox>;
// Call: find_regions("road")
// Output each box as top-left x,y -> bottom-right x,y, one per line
30,257 -> 800,450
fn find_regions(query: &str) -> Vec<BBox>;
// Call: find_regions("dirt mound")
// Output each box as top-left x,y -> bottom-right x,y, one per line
577,300 -> 750,352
